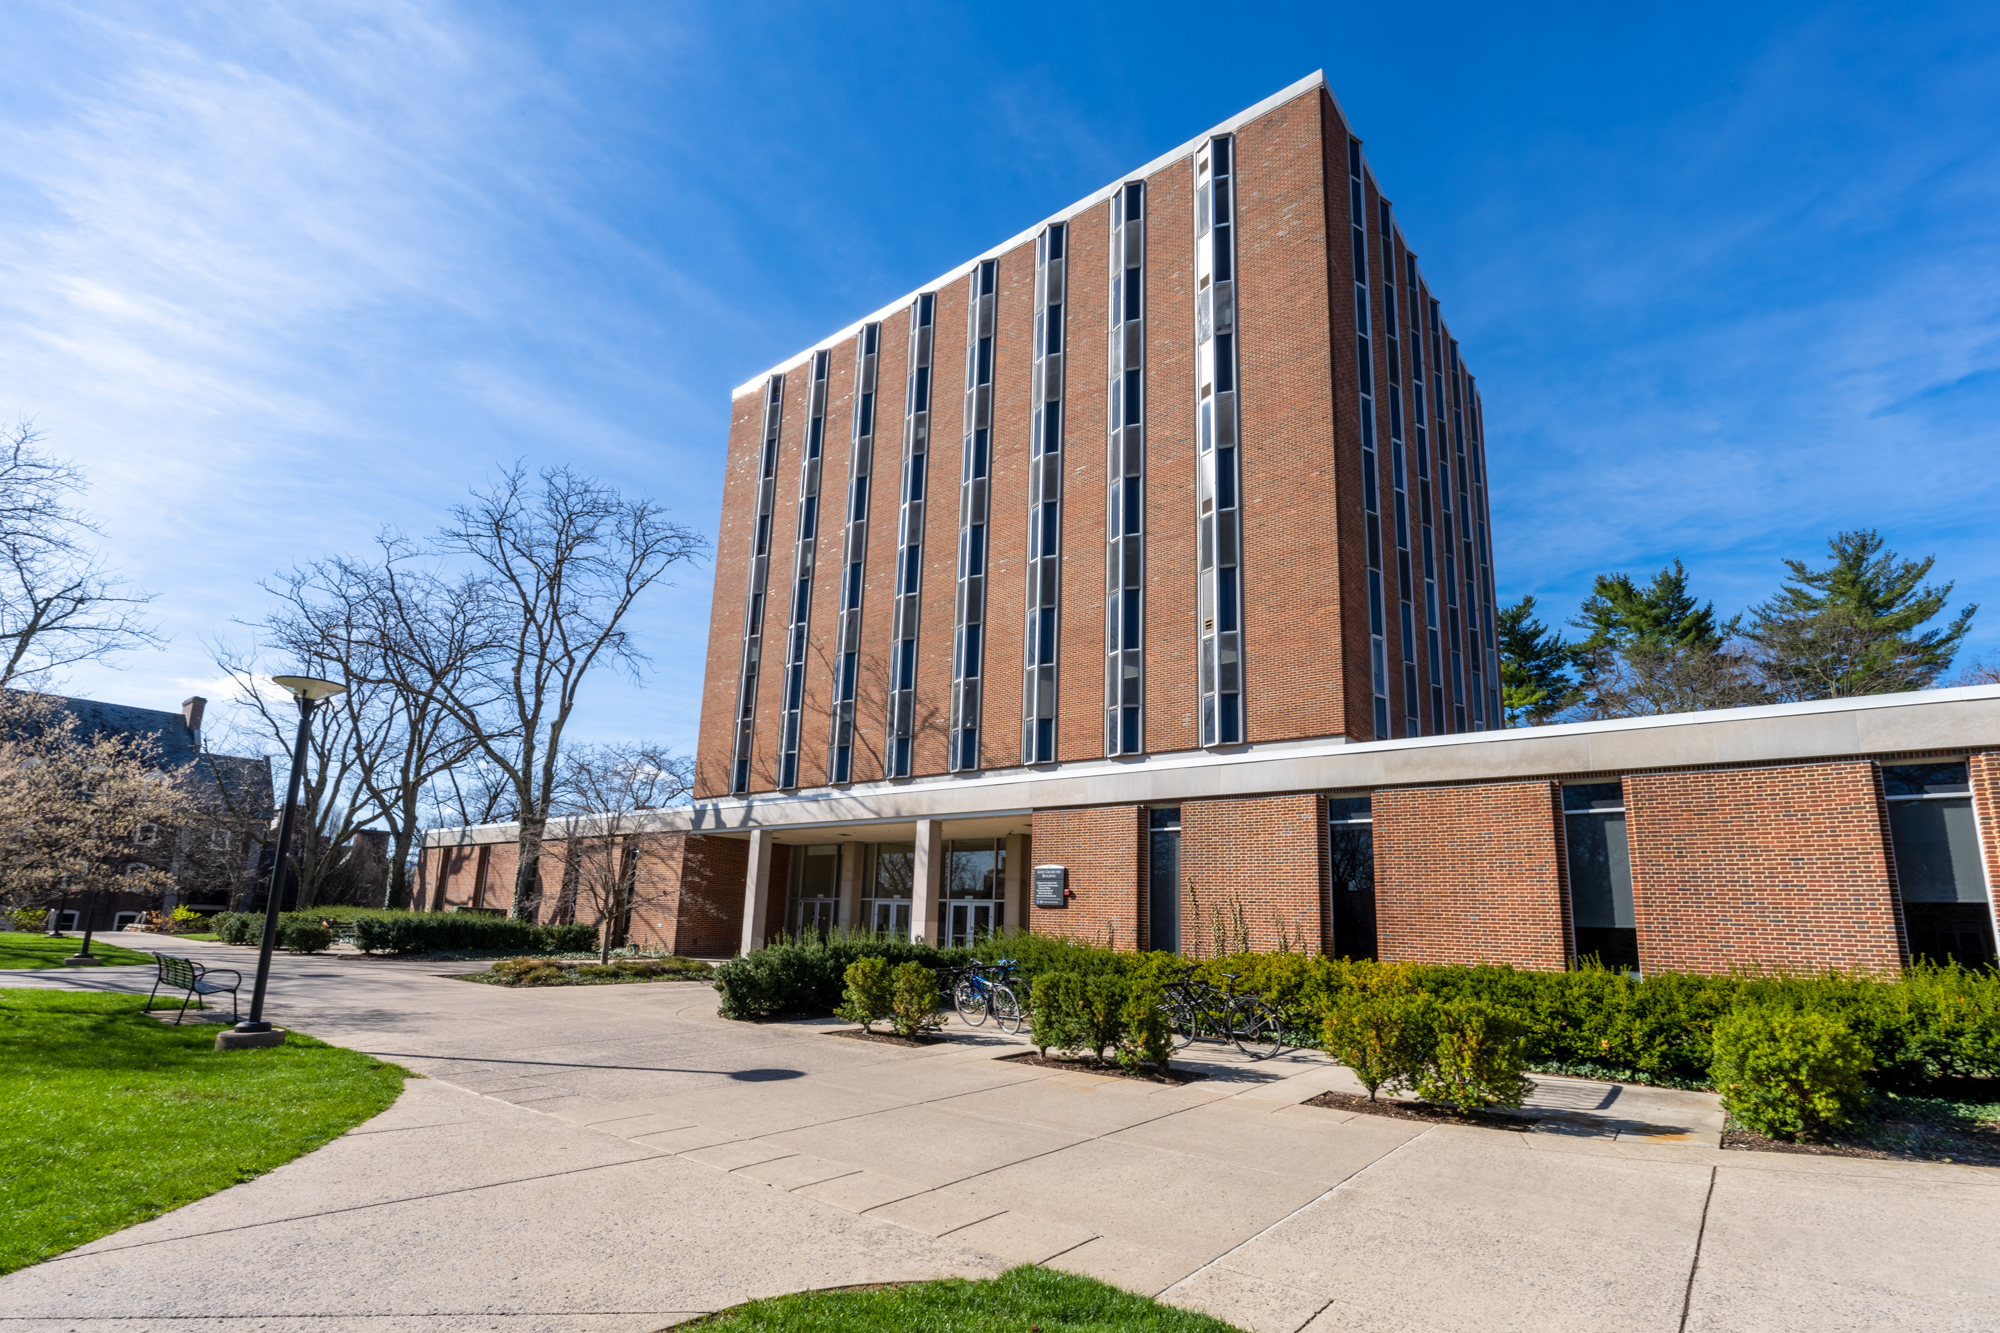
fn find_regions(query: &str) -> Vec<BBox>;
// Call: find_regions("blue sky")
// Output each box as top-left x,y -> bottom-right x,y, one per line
3,0 -> 1996,758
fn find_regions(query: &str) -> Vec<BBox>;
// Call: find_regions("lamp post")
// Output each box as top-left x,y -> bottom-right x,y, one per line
235,675 -> 345,1035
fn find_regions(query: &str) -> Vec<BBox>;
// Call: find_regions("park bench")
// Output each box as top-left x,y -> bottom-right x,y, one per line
147,953 -> 242,1025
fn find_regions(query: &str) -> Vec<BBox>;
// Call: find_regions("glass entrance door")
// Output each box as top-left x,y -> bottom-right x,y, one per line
864,843 -> 915,938
945,838 -> 1005,946
949,901 -> 997,946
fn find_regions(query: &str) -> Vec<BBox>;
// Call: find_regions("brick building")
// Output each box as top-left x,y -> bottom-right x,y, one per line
419,73 -> 2000,974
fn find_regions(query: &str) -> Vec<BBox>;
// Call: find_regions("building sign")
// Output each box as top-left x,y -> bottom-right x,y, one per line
1033,865 -> 1067,908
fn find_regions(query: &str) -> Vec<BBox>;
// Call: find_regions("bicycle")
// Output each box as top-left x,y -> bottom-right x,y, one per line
1159,966 -> 1282,1059
951,959 -> 1026,1034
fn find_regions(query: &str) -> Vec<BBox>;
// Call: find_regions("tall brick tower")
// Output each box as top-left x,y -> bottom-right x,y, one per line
696,72 -> 1499,801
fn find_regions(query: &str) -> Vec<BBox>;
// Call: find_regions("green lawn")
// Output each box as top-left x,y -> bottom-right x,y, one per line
692,1266 -> 1245,1331
0,933 -> 159,969
0,989 -> 407,1273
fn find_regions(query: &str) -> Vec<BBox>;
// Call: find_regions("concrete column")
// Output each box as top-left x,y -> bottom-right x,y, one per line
1004,832 -> 1029,936
838,840 -> 863,932
741,829 -> 773,956
912,819 -> 944,946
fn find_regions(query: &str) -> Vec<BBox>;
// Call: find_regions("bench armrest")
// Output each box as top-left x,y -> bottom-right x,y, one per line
193,965 -> 242,987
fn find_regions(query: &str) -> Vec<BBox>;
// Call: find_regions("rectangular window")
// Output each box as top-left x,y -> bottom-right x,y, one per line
1563,783 -> 1638,972
1327,796 -> 1376,961
1885,763 -> 1996,968
944,837 -> 1006,945
1147,807 -> 1180,953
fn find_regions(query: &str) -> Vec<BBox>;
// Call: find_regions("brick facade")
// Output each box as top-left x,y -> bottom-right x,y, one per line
1626,763 -> 1906,975
1027,805 -> 1144,950
1970,752 -> 2000,948
1180,794 -> 1325,956
696,81 -> 1495,801
1373,781 -> 1569,969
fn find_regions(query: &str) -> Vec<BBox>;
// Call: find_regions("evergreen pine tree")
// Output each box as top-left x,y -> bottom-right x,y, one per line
1497,595 -> 1577,726
1745,529 -> 1974,699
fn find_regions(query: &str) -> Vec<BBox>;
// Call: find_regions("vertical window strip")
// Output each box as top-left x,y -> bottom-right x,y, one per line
1429,297 -> 1465,731
1408,259 -> 1444,734
1023,224 -> 1067,764
776,349 -> 831,789
1381,203 -> 1417,738
1469,386 -> 1501,727
1349,141 -> 1388,741
828,322 -> 880,783
949,261 -> 998,772
1107,182 -> 1146,756
1195,136 -> 1243,747
884,295 -> 935,778
731,377 -> 785,794
1448,342 -> 1484,729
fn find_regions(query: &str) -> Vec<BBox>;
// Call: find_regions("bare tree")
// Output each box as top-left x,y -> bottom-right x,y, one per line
551,741 -> 695,962
422,466 -> 704,921
260,542 -> 495,908
1572,640 -> 1770,719
211,639 -> 386,910
0,691 -> 196,918
0,423 -> 161,686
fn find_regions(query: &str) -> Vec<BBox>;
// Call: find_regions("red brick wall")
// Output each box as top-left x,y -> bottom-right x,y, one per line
1059,199 -> 1111,762
848,306 -> 911,785
1970,753 -> 2000,948
1180,794 -> 1325,956
912,279 -> 968,777
796,342 -> 858,791
1373,781 -> 1569,969
695,390 -> 776,798
982,239 -> 1035,769
1028,805 -> 1143,950
1143,158 -> 1199,754
1626,763 -> 1905,975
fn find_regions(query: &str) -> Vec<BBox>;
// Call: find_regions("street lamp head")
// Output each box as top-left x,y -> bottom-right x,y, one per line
271,675 -> 347,701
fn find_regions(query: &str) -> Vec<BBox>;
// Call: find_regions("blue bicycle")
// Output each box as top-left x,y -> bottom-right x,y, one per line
952,959 -> 1026,1033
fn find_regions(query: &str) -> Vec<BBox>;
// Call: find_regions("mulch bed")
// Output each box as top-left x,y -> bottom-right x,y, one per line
1303,1089 -> 1531,1131
999,1050 -> 1207,1085
826,1026 -> 950,1048
1724,1119 -> 2000,1168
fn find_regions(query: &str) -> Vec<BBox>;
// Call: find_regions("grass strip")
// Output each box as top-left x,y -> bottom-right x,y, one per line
0,934 -> 159,969
689,1265 -> 1246,1331
0,989 -> 406,1273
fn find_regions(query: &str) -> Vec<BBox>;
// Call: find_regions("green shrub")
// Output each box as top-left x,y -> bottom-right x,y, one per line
5,907 -> 48,932
838,956 -> 895,1032
1416,998 -> 1533,1112
1074,974 -> 1127,1063
1118,980 -> 1173,1074
278,919 -> 332,954
1711,1006 -> 1872,1140
1320,988 -> 1429,1101
713,932 -> 972,1019
1031,972 -> 1085,1058
212,912 -> 257,945
890,962 -> 943,1039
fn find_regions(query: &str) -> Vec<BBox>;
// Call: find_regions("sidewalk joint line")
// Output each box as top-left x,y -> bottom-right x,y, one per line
1678,1165 -> 1718,1333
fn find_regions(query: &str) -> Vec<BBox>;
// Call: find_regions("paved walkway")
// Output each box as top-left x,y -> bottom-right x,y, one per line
2,936 -> 1995,1332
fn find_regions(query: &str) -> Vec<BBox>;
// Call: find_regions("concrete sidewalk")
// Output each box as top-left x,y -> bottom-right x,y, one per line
4,936 -> 1996,1332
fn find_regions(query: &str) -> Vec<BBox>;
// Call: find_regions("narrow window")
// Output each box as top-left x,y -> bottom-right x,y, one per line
949,261 -> 998,772
1563,783 -> 1638,972
883,295 -> 936,778
1023,224 -> 1067,763
1327,797 -> 1376,960
731,375 -> 787,793
1194,136 -> 1243,747
1147,807 -> 1181,953
1885,763 -> 1996,968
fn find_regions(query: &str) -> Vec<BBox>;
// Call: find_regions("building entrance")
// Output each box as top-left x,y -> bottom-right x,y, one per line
863,842 -> 914,937
945,838 -> 1005,947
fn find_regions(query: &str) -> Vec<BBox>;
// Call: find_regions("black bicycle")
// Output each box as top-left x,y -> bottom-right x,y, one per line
1160,966 -> 1282,1059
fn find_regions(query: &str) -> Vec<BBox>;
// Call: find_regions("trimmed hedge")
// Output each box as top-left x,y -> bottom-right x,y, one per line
209,910 -> 596,956
722,935 -> 2000,1095
712,932 -> 975,1019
